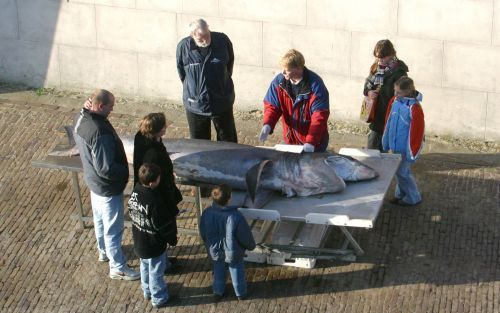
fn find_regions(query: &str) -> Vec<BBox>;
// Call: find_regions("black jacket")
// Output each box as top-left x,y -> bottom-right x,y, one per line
363,60 -> 409,134
133,132 -> 183,216
128,184 -> 177,259
73,109 -> 128,196
176,32 -> 235,116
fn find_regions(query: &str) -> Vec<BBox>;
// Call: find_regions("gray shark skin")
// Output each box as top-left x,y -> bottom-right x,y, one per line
119,137 -> 378,199
51,127 -> 378,201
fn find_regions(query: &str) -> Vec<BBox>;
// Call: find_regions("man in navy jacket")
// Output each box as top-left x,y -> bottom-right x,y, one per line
176,18 -> 237,143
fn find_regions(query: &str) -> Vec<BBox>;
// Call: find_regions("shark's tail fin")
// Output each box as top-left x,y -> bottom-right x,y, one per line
47,125 -> 79,157
63,125 -> 76,146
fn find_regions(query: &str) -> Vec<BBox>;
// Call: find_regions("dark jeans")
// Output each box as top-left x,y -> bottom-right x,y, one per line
185,109 -> 238,143
367,130 -> 384,152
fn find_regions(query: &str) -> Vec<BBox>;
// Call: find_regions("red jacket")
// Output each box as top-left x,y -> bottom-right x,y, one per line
263,68 -> 330,151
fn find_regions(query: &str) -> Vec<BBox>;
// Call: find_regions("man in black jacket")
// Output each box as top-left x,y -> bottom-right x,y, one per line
74,89 -> 139,281
176,18 -> 237,143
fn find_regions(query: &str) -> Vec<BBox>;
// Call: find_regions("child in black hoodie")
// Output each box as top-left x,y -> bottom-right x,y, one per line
128,163 -> 178,308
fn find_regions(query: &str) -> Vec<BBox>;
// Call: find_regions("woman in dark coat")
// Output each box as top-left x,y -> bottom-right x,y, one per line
363,39 -> 409,151
133,113 -> 183,223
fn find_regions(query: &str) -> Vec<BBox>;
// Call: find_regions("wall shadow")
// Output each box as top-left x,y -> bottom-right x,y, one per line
0,0 -> 61,93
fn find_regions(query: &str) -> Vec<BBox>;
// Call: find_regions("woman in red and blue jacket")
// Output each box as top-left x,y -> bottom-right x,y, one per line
259,49 -> 330,152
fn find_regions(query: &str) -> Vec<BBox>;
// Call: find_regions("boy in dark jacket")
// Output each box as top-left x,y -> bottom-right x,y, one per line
128,163 -> 178,308
199,184 -> 256,301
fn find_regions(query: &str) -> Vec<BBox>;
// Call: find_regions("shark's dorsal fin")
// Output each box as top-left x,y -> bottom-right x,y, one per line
245,160 -> 272,202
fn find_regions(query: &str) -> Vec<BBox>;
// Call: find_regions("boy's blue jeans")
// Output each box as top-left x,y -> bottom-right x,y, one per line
90,191 -> 127,271
395,160 -> 422,204
212,260 -> 247,297
141,252 -> 169,306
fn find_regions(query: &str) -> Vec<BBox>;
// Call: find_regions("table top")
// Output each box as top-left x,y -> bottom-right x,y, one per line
32,155 -> 83,173
32,147 -> 400,228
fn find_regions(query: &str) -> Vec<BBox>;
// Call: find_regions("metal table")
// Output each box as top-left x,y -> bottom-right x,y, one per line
32,143 -> 400,268
228,149 -> 401,267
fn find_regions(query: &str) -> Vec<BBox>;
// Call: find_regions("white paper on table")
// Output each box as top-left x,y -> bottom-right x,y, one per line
274,144 -> 304,153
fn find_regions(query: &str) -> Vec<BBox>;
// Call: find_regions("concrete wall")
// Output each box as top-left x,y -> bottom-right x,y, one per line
1,0 -> 499,141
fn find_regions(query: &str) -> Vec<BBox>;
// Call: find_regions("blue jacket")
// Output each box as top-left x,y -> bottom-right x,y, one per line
199,204 -> 256,263
73,109 -> 129,196
382,93 -> 425,163
176,32 -> 235,116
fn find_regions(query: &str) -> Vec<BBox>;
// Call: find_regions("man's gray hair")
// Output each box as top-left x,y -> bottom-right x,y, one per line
189,18 -> 209,34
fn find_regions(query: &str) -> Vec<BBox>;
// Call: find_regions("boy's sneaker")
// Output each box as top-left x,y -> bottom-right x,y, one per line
237,294 -> 248,301
152,295 -> 179,309
109,267 -> 140,281
98,252 -> 109,262
388,197 -> 401,204
213,293 -> 224,302
397,199 -> 422,206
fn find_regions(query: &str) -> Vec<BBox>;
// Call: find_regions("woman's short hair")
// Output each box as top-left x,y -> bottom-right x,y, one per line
138,163 -> 161,186
139,113 -> 166,139
279,49 -> 305,69
373,39 -> 397,58
211,184 -> 232,206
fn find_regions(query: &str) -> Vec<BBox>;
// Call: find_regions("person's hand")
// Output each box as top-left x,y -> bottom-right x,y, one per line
83,98 -> 92,110
367,90 -> 379,100
259,124 -> 272,142
303,143 -> 315,153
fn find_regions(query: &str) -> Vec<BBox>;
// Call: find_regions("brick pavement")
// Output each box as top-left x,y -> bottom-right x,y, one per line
0,99 -> 499,312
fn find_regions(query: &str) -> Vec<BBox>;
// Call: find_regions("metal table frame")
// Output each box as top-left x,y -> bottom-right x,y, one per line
31,153 -> 202,236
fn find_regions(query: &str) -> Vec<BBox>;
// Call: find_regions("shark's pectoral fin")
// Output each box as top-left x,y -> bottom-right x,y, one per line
245,160 -> 272,202
242,189 -> 275,209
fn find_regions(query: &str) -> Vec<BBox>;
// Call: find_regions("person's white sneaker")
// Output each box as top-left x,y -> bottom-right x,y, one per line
109,266 -> 140,281
98,252 -> 109,262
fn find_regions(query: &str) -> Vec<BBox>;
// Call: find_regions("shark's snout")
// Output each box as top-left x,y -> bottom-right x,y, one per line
325,156 -> 378,182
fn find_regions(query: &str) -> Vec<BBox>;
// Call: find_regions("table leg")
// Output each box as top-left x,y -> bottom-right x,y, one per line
339,226 -> 364,255
70,172 -> 86,229
194,186 -> 202,236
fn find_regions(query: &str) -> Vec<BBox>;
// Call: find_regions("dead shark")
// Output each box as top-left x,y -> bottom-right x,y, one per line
51,127 -> 378,206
